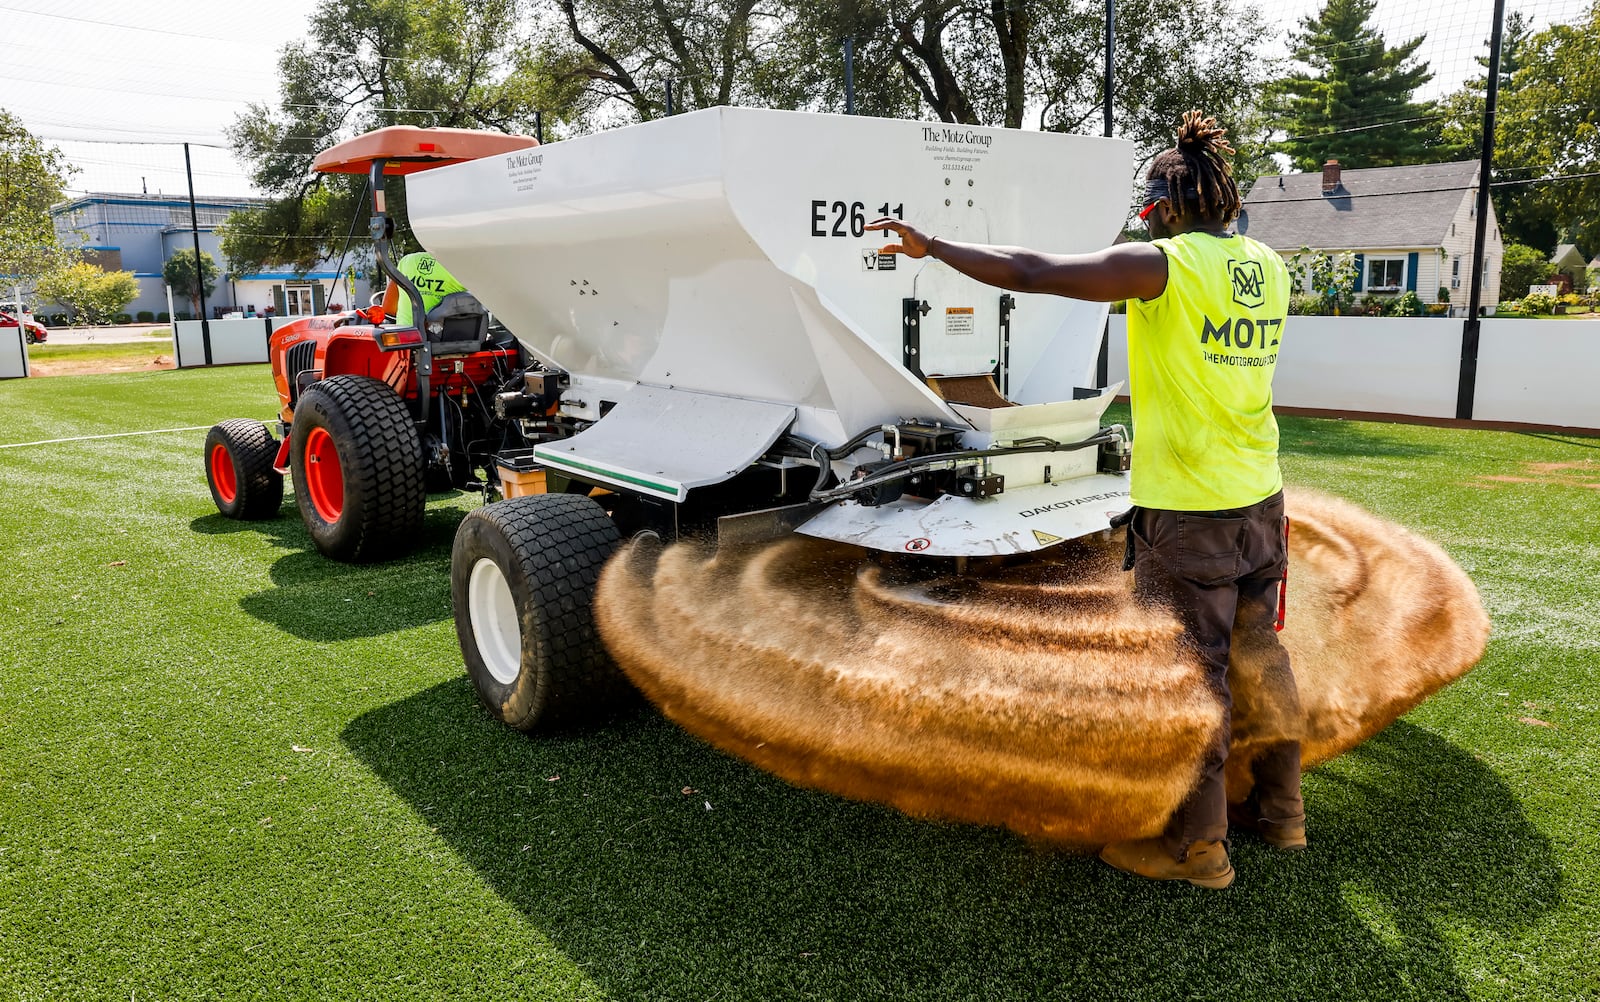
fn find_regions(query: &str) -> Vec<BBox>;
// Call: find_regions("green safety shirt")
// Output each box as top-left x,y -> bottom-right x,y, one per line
1126,231 -> 1290,511
395,252 -> 467,326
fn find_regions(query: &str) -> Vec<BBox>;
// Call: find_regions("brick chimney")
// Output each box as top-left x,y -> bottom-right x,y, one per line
1322,159 -> 1342,195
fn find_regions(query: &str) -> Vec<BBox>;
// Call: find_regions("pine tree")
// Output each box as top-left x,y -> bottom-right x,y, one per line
1269,0 -> 1437,171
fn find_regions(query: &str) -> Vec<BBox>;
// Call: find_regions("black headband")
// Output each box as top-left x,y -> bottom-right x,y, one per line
1139,176 -> 1201,219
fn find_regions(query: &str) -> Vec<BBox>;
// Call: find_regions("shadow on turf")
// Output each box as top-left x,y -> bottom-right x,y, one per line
343,686 -> 1561,1001
1277,416 -> 1446,460
192,507 -> 465,642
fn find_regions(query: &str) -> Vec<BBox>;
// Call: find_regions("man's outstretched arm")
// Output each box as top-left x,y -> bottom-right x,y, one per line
865,217 -> 1168,303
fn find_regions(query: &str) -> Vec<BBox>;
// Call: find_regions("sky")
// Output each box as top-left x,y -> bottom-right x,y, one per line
4,0 -> 1592,198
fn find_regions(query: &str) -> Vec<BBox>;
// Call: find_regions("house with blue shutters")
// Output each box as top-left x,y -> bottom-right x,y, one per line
1236,160 -> 1504,316
51,193 -> 370,320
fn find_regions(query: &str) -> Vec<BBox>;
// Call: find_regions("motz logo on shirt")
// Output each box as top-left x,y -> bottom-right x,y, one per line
415,256 -> 436,276
1228,259 -> 1265,309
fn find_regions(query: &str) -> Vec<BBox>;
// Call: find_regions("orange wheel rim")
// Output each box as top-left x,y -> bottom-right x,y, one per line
209,444 -> 237,504
304,426 -> 344,522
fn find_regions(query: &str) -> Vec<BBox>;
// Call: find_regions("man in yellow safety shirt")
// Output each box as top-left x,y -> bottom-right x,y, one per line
393,250 -> 467,327
867,110 -> 1297,890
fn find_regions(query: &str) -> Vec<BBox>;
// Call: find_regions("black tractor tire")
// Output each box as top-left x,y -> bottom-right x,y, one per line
290,374 -> 425,563
452,493 -> 625,731
205,419 -> 284,520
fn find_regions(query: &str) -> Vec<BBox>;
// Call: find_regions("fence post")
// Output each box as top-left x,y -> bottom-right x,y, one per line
166,284 -> 181,369
1457,0 -> 1506,420
1096,0 -> 1115,388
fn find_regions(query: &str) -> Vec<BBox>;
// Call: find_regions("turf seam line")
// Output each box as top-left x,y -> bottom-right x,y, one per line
0,425 -> 221,449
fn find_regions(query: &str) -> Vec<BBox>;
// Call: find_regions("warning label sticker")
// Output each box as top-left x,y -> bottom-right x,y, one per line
1032,529 -> 1063,546
945,306 -> 975,336
861,249 -> 899,272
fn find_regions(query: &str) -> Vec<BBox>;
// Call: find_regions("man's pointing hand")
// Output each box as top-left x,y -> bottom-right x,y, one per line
865,217 -> 933,259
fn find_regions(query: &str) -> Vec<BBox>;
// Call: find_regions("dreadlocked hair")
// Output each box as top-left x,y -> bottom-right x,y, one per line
1147,109 -> 1242,226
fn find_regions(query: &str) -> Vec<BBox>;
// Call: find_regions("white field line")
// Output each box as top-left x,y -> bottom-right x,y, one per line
0,425 -> 217,450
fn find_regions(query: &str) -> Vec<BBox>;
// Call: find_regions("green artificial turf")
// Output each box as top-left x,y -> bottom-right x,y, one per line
0,367 -> 1595,1001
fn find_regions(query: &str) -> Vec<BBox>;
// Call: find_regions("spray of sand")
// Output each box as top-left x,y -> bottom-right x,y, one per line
594,488 -> 1489,845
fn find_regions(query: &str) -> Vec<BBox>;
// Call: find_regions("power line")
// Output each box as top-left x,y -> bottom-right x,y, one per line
0,3 -> 241,43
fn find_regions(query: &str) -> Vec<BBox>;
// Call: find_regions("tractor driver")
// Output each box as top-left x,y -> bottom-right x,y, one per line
390,249 -> 467,327
866,110 -> 1298,890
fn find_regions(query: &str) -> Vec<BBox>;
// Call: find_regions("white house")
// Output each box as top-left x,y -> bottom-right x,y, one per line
1237,160 -> 1503,315
1550,244 -> 1588,292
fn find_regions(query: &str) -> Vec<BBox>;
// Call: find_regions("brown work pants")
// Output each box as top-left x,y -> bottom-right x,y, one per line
1125,490 -> 1304,860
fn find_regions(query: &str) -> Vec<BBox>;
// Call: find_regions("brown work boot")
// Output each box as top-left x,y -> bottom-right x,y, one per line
1098,838 -> 1235,889
1228,801 -> 1308,850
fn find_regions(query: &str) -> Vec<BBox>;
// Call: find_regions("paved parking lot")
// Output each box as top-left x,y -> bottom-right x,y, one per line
34,324 -> 171,346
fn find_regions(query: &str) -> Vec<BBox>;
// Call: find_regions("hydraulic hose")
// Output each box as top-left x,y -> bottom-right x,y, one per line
808,428 -> 1120,505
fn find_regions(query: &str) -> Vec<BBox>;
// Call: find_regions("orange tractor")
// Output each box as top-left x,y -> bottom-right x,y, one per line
202,127 -> 566,561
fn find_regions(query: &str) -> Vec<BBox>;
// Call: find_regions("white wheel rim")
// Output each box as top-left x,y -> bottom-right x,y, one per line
468,557 -> 523,686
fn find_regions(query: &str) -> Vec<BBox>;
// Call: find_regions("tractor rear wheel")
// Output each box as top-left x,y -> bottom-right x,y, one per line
452,493 -> 625,730
205,419 -> 283,520
290,375 -> 425,563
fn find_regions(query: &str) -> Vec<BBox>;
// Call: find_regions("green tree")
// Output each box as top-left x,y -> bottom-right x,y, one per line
1491,3 -> 1600,255
225,0 -> 569,275
35,262 -> 140,325
0,108 -> 77,284
163,249 -> 220,319
551,0 -> 1275,192
1269,0 -> 1438,171
1438,11 -> 1552,246
1500,242 -> 1554,299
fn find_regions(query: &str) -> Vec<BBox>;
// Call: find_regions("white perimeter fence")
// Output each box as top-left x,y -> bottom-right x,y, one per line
9,314 -> 1598,432
1107,316 -> 1600,431
170,318 -> 297,368
0,324 -> 28,379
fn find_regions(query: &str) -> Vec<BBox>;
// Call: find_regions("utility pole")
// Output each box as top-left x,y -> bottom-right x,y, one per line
1457,0 -> 1505,420
1096,0 -> 1115,389
844,36 -> 856,115
183,142 -> 212,366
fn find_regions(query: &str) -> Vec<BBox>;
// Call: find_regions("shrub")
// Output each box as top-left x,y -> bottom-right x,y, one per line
1386,291 -> 1424,317
49,313 -> 68,326
175,311 -> 193,321
1519,292 -> 1556,316
1426,303 -> 1450,316
1437,285 -> 1451,303
1501,243 -> 1554,298
136,310 -> 155,323
1559,292 -> 1583,307
1288,293 -> 1323,316
35,262 -> 140,325
156,312 -> 169,322
114,313 -> 134,325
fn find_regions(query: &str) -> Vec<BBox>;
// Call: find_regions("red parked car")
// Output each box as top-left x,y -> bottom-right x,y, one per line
1,306 -> 47,344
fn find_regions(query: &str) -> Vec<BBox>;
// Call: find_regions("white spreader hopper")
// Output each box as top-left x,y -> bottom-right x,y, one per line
408,107 -> 1138,556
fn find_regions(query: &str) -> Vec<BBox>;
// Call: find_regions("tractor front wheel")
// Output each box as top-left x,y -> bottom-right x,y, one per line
451,494 -> 626,731
204,419 -> 284,520
290,375 -> 425,562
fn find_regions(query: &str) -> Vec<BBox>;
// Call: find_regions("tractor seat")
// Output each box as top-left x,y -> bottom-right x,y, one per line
424,291 -> 489,355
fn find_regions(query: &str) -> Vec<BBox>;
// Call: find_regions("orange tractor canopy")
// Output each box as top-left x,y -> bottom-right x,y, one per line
311,125 -> 538,175
311,126 -> 538,325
